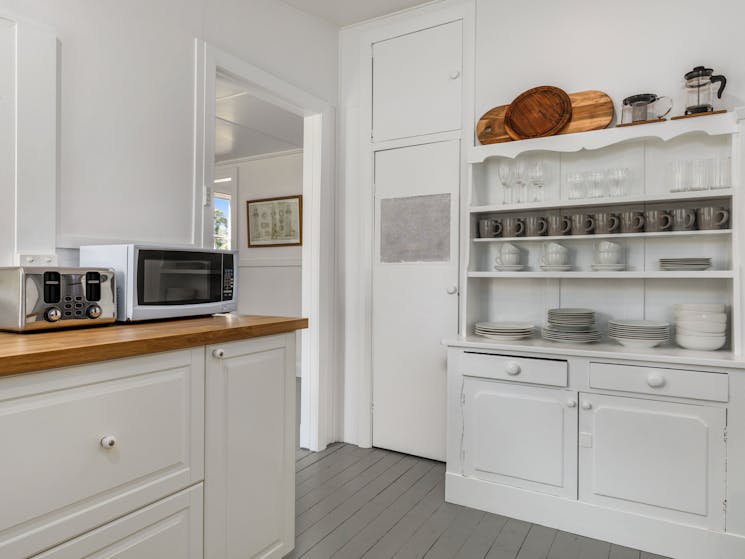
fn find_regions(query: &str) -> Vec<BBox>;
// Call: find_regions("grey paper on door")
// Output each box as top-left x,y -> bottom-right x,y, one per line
380,194 -> 451,263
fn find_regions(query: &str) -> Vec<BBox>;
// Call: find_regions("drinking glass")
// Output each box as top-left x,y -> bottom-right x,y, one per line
712,157 -> 732,190
567,173 -> 584,200
529,160 -> 546,202
669,160 -> 691,193
514,159 -> 528,203
608,168 -> 629,197
691,158 -> 713,191
498,161 -> 514,204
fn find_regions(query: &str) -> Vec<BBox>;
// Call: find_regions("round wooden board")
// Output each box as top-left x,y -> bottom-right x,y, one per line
503,86 -> 572,141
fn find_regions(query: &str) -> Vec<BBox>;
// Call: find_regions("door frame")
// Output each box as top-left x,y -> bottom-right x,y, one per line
342,0 -> 475,447
197,42 -> 338,451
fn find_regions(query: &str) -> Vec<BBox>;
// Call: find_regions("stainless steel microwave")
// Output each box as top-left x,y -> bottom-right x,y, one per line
80,245 -> 237,322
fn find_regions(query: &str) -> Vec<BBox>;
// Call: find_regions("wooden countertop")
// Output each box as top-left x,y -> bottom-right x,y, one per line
0,315 -> 308,377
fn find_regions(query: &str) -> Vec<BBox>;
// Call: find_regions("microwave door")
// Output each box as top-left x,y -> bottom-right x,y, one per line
137,250 -> 223,306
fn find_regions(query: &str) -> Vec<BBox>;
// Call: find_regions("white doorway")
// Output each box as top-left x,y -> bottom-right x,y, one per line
199,43 -> 337,451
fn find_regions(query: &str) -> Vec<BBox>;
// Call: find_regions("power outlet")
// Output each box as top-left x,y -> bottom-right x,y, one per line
17,254 -> 58,267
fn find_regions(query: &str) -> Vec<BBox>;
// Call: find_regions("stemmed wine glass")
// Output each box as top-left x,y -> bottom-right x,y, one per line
529,160 -> 545,202
513,159 -> 528,203
498,161 -> 514,205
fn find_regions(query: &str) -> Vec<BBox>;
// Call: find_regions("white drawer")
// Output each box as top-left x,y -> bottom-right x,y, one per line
0,349 -> 205,559
459,352 -> 568,387
589,362 -> 728,402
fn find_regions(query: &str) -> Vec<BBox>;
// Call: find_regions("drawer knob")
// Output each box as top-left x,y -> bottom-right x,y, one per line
100,435 -> 117,449
505,362 -> 521,376
212,348 -> 225,359
647,373 -> 666,388
567,400 -> 577,408
582,401 -> 593,410
449,70 -> 461,80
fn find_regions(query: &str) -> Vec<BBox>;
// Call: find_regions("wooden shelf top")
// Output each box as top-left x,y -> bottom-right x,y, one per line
0,314 -> 308,377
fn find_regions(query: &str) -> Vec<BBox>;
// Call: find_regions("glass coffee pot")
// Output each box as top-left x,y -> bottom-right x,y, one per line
684,66 -> 727,115
621,93 -> 673,124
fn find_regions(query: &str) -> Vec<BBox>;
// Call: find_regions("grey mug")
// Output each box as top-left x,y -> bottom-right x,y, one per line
696,206 -> 730,230
502,217 -> 525,238
571,213 -> 595,235
547,215 -> 571,236
671,208 -> 696,231
620,211 -> 645,233
525,216 -> 548,237
644,210 -> 672,233
478,218 -> 502,238
595,212 -> 620,234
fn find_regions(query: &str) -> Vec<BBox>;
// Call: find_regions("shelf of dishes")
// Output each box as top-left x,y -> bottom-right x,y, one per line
469,271 -> 733,279
473,229 -> 731,243
467,109 -> 740,162
474,304 -> 728,352
469,189 -> 733,214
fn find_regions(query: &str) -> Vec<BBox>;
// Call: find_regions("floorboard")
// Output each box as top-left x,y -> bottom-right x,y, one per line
287,444 -> 671,559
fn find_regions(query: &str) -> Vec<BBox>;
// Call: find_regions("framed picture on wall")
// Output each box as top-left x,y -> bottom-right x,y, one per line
246,195 -> 303,247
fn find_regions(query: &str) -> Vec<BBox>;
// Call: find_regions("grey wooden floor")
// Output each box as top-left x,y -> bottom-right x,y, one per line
288,442 -> 671,559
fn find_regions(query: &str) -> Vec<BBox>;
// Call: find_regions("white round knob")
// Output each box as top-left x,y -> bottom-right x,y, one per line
567,400 -> 577,408
212,348 -> 225,359
505,362 -> 521,376
647,373 -> 666,388
582,401 -> 593,410
446,286 -> 458,295
100,435 -> 117,449
449,70 -> 461,80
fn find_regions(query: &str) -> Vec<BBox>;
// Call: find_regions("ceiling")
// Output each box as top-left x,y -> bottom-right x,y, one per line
215,76 -> 303,162
281,0 -> 433,26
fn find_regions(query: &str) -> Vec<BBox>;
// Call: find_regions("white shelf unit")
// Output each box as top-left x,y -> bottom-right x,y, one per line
461,111 -> 745,356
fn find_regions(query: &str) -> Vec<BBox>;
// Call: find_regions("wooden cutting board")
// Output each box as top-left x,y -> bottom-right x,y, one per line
503,86 -> 572,140
477,90 -> 615,145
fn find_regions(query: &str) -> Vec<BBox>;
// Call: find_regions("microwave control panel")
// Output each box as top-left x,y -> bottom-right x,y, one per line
222,267 -> 234,301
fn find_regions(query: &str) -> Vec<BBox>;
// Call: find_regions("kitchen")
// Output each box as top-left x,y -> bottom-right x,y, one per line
1,1 -> 744,558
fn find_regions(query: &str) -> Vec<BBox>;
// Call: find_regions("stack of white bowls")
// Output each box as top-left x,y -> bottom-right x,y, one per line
674,304 -> 727,351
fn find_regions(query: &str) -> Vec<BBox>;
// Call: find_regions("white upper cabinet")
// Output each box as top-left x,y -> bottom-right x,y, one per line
372,20 -> 462,142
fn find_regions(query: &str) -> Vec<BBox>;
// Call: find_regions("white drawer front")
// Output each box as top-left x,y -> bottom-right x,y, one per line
589,362 -> 728,402
0,349 -> 205,559
459,352 -> 568,387
33,484 -> 203,559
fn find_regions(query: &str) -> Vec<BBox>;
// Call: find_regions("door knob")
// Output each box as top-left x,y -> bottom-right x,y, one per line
449,71 -> 461,80
100,435 -> 117,449
647,373 -> 666,388
212,348 -> 225,359
582,401 -> 593,410
567,400 -> 577,408
446,286 -> 458,295
505,362 -> 521,376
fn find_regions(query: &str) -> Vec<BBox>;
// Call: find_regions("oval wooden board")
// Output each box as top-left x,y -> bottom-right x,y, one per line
503,86 -> 572,140
476,90 -> 615,145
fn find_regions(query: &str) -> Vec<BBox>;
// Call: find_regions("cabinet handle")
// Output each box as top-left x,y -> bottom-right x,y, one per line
581,401 -> 593,410
212,348 -> 225,359
100,435 -> 117,449
505,362 -> 521,376
446,285 -> 458,295
647,373 -> 666,388
449,70 -> 461,80
567,400 -> 577,408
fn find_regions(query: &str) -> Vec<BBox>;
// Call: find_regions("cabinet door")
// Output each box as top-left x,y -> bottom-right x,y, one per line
462,378 -> 578,498
579,393 -> 726,529
33,485 -> 203,559
205,334 -> 295,559
372,20 -> 462,142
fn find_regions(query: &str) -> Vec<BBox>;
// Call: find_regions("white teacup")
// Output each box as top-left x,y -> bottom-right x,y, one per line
595,240 -> 622,252
496,253 -> 520,266
544,242 -> 568,254
595,250 -> 622,265
541,252 -> 569,266
501,242 -> 520,254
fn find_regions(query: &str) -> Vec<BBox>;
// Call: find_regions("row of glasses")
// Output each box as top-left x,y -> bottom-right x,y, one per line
669,157 -> 731,193
567,168 -> 629,200
498,158 -> 547,204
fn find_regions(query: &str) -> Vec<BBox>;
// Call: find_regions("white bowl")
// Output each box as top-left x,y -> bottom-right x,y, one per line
676,334 -> 726,351
673,311 -> 727,323
676,320 -> 727,334
610,337 -> 664,349
674,303 -> 725,313
676,327 -> 726,337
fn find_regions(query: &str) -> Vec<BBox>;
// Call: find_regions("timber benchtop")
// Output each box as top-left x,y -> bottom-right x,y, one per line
0,315 -> 308,377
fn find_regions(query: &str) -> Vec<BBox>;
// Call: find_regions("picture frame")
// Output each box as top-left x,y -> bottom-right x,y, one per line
246,194 -> 303,247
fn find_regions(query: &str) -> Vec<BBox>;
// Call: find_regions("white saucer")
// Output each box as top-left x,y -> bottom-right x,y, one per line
592,263 -> 625,271
540,265 -> 572,271
494,264 -> 526,271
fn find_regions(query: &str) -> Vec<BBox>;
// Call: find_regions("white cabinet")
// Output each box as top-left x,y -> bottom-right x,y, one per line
462,377 -> 577,498
205,334 -> 296,559
0,349 -> 205,559
372,20 -> 462,142
579,393 -> 726,529
32,485 -> 203,559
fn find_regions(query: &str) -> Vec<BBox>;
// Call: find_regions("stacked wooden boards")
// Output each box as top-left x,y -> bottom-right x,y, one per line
477,90 -> 614,145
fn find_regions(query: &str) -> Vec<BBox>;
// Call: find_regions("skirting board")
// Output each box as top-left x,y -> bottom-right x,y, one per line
446,473 -> 745,559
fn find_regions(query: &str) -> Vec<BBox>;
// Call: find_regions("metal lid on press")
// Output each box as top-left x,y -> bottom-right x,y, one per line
685,66 -> 714,80
622,93 -> 658,106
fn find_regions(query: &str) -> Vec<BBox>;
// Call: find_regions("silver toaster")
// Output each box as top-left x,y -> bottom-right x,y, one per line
0,267 -> 117,332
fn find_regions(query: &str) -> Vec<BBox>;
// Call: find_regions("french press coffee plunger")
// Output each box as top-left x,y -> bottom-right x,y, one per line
684,66 -> 727,115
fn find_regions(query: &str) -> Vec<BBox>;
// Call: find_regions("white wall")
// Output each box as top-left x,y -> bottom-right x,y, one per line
475,0 -> 745,126
0,0 -> 337,256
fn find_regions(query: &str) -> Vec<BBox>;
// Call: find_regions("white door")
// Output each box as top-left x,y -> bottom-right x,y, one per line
372,140 -> 459,461
372,20 -> 462,142
462,378 -> 578,498
579,393 -> 726,529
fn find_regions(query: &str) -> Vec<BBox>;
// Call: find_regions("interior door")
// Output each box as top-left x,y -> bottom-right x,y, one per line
372,21 -> 462,142
372,140 -> 460,461
462,378 -> 578,498
579,393 -> 726,529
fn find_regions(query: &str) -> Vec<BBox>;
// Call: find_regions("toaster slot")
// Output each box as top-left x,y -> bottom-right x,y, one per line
85,271 -> 101,302
43,271 -> 61,303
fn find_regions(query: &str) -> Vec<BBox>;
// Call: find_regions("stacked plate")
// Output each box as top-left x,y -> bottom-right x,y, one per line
542,308 -> 601,344
475,322 -> 534,341
659,258 -> 711,271
608,320 -> 670,348
674,304 -> 727,351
